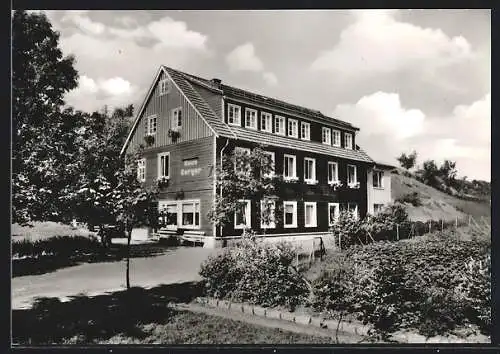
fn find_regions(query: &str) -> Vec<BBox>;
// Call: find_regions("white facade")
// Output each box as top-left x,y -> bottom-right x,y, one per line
367,168 -> 392,215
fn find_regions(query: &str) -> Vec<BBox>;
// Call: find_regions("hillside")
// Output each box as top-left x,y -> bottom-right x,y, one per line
391,171 -> 491,221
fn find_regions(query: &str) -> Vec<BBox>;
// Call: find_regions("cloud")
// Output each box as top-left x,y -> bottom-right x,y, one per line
263,72 -> 278,86
61,11 -> 105,35
65,75 -> 137,112
311,10 -> 473,77
334,92 -> 490,180
226,42 -> 264,72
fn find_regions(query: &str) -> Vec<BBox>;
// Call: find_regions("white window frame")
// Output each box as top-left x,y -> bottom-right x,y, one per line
283,154 -> 297,180
373,170 -> 384,189
157,152 -> 170,178
347,203 -> 359,220
300,122 -> 310,140
328,202 -> 340,226
262,151 -> 275,178
345,132 -> 353,150
328,161 -> 339,183
260,200 -> 276,229
146,115 -> 157,136
227,103 -> 241,126
137,158 -> 146,182
347,164 -> 358,186
287,119 -> 298,138
304,157 -> 317,184
158,201 -> 179,230
332,129 -> 341,147
180,200 -> 201,229
234,199 -> 252,229
171,107 -> 182,131
275,115 -> 286,136
245,108 -> 258,130
261,112 -> 273,133
304,202 -> 317,228
322,127 -> 331,145
374,203 -> 384,215
283,201 -> 297,228
159,79 -> 170,96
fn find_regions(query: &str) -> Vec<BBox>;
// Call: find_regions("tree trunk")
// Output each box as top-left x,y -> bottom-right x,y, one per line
126,228 -> 132,289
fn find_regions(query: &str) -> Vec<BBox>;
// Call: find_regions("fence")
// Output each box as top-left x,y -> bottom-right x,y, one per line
333,215 -> 491,251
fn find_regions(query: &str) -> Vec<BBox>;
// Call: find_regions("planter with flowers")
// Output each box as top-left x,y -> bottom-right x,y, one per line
168,129 -> 181,143
156,176 -> 169,189
144,134 -> 155,146
348,181 -> 361,189
329,180 -> 344,191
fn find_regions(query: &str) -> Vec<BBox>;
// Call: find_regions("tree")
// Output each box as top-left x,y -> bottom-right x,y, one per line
12,10 -> 80,224
417,160 -> 440,188
440,160 -> 457,186
397,150 -> 417,170
208,146 -> 280,237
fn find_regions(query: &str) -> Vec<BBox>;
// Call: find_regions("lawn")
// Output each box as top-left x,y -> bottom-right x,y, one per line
12,221 -> 96,242
12,282 -> 334,345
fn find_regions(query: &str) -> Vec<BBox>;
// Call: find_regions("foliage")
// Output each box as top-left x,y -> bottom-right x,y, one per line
208,146 -> 278,234
12,235 -> 102,259
199,237 -> 309,311
395,191 -> 422,206
397,150 -> 417,170
312,237 -> 491,338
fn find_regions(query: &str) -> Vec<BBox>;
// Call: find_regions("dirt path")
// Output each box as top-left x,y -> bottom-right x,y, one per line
172,302 -> 371,344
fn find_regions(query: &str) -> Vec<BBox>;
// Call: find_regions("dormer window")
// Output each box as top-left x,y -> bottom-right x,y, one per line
275,116 -> 286,136
332,129 -> 341,147
345,132 -> 353,150
245,108 -> 257,130
287,119 -> 298,138
228,104 -> 241,126
159,79 -> 170,96
300,122 -> 310,140
322,127 -> 331,145
261,112 -> 273,133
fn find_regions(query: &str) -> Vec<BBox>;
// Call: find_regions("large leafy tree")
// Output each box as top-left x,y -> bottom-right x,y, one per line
12,10 -> 80,224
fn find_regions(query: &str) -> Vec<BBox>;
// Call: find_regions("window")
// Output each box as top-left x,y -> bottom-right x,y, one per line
260,200 -> 276,229
234,147 -> 251,174
344,133 -> 353,150
234,200 -> 251,229
373,171 -> 384,188
261,112 -> 273,133
137,159 -> 146,182
347,165 -> 357,185
300,122 -> 310,140
348,203 -> 359,220
332,129 -> 341,147
328,161 -> 339,183
283,154 -> 297,179
322,127 -> 331,145
228,104 -> 241,126
157,152 -> 170,178
262,151 -> 275,177
287,119 -> 298,138
283,201 -> 297,228
245,108 -> 257,129
304,157 -> 317,184
275,116 -> 286,135
328,203 -> 340,226
159,79 -> 170,95
374,203 -> 384,215
304,202 -> 317,228
158,202 -> 178,229
181,201 -> 201,228
171,108 -> 182,130
146,115 -> 157,135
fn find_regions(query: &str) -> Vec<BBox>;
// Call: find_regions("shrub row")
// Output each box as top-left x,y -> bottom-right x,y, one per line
12,235 -> 102,259
199,235 -> 309,311
311,236 -> 491,338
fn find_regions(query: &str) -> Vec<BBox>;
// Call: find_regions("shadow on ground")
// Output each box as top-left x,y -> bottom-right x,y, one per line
12,281 -> 204,345
13,240 -> 182,278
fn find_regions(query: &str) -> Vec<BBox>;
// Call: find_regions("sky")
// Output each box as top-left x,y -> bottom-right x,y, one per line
33,9 -> 490,181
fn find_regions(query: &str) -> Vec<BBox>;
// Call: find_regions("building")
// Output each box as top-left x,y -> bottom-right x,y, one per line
120,66 -> 392,247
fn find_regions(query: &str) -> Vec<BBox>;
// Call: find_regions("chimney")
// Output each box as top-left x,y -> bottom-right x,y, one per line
211,78 -> 222,87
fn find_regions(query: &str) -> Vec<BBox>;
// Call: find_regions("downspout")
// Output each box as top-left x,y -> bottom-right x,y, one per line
219,138 -> 230,237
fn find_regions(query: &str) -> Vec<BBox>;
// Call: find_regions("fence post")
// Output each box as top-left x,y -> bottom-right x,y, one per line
455,216 -> 458,229
396,224 -> 399,241
468,215 -> 471,227
429,220 -> 431,234
296,251 -> 299,268
441,219 -> 443,232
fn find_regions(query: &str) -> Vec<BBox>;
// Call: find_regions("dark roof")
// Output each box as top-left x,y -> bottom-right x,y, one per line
373,162 -> 397,170
171,67 -> 358,130
230,126 -> 374,163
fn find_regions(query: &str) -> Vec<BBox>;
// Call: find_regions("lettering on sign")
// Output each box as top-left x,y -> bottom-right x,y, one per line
181,158 -> 201,177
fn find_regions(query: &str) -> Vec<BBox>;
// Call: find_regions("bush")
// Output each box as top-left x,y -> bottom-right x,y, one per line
12,235 -> 102,259
312,238 -> 491,337
395,192 -> 422,206
199,237 -> 309,311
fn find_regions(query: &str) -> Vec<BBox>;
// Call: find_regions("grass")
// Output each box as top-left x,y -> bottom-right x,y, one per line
12,281 -> 333,345
12,221 -> 96,242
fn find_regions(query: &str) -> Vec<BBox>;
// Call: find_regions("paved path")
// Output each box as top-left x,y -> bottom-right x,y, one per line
12,247 -> 217,310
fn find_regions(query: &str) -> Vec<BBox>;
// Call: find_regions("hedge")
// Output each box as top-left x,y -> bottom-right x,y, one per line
12,235 -> 102,259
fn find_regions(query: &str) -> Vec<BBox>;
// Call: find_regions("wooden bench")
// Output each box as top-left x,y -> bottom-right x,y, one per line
181,230 -> 206,244
153,228 -> 178,240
